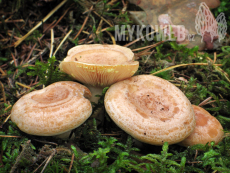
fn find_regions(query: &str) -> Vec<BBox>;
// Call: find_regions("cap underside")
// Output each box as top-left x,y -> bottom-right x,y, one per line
59,44 -> 139,87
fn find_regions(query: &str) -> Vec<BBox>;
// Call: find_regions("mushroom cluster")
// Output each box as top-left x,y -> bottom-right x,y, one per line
11,44 -> 224,147
104,75 -> 224,146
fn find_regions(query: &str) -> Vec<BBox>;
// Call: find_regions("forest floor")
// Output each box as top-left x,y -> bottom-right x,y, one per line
0,0 -> 230,172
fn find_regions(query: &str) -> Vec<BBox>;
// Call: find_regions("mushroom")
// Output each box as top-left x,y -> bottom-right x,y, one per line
11,81 -> 92,136
179,105 -> 224,147
59,44 -> 139,103
202,31 -> 219,50
104,75 -> 196,145
195,2 -> 220,50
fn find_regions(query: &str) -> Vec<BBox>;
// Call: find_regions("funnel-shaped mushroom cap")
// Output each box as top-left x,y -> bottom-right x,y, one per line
179,105 -> 224,147
11,81 -> 92,136
59,44 -> 139,87
104,75 -> 196,145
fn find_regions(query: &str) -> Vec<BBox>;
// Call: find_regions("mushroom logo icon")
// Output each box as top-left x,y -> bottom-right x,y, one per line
195,2 -> 227,43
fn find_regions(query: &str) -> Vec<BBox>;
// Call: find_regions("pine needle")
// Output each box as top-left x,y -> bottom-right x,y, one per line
14,0 -> 68,47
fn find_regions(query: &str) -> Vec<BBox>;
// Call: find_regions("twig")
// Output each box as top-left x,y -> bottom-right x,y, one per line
0,81 -> 6,103
32,138 -> 58,146
0,114 -> 11,128
32,157 -> 49,173
0,111 -> 10,118
4,105 -> 12,111
40,149 -> 56,173
173,84 -> 197,88
25,43 -> 37,62
10,28 -> 15,46
0,19 -> 24,24
27,47 -> 48,64
144,50 -> 155,64
14,0 -> 68,47
96,19 -> 104,34
10,140 -> 32,173
73,5 -> 94,40
186,161 -> 202,164
198,97 -> 212,107
53,29 -> 72,56
151,63 -> 222,76
106,30 -> 116,44
0,135 -> 21,138
124,26 -> 168,47
11,52 -> 17,66
52,6 -> 72,29
13,22 -> 24,35
200,99 -> 228,106
16,82 -> 36,90
0,38 -> 9,42
107,0 -> 118,6
56,148 -> 72,155
81,27 -> 111,42
132,41 -> 165,52
207,56 -> 230,83
214,52 -> 217,63
43,20 -> 56,33
192,150 -> 199,166
101,133 -> 121,136
93,11 -> 113,27
68,154 -> 75,173
36,34 -> 45,48
49,29 -> 54,57
121,0 -> 128,14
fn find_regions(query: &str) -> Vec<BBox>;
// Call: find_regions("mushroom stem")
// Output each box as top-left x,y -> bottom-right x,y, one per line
85,84 -> 104,103
54,131 -> 75,140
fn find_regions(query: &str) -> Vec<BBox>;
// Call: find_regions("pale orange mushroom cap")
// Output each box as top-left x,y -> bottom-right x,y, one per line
179,105 -> 224,147
11,81 -> 92,136
59,44 -> 139,87
104,75 -> 196,145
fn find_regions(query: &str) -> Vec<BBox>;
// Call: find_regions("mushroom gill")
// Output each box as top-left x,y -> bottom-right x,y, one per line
59,44 -> 139,103
59,44 -> 139,87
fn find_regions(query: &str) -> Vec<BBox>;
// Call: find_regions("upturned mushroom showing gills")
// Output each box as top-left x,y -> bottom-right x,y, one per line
179,105 -> 224,147
11,81 -> 92,136
59,44 -> 139,87
104,75 -> 196,145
